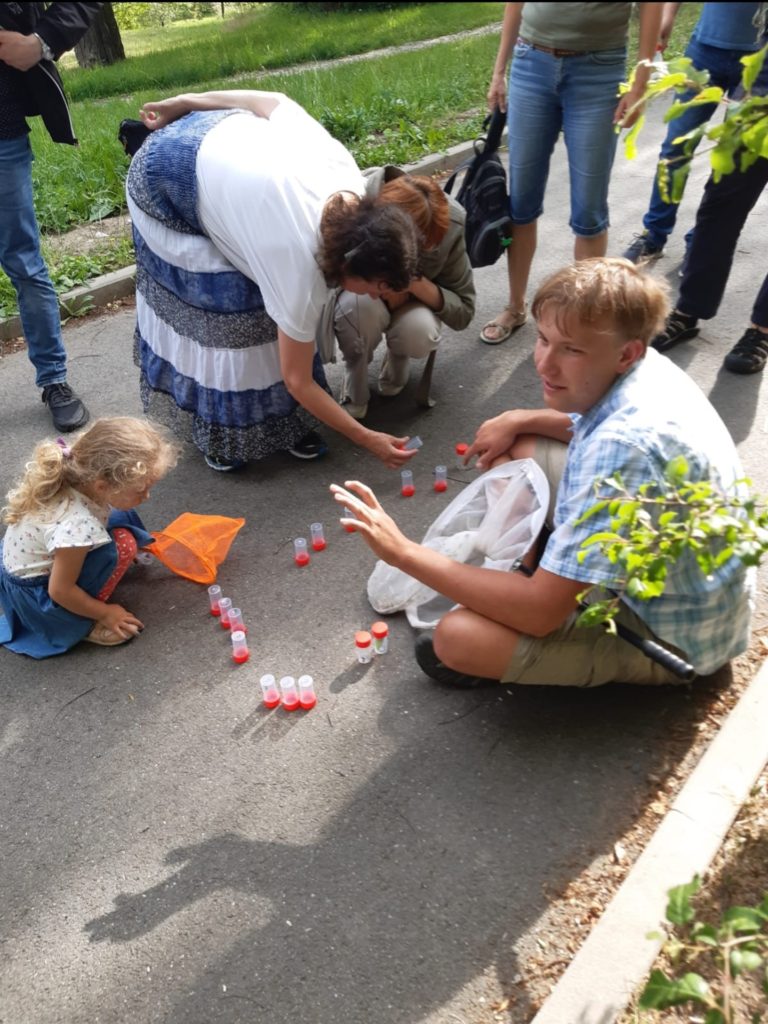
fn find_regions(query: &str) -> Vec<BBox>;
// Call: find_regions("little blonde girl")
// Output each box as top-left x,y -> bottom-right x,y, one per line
0,417 -> 178,658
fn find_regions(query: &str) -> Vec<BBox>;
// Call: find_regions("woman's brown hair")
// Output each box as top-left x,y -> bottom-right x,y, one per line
377,174 -> 450,250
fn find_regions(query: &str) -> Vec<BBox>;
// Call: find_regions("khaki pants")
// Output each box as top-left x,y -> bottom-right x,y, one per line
334,292 -> 441,405
501,437 -> 692,687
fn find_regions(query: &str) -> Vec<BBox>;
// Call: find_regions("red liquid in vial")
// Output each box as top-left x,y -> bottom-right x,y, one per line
311,539 -> 327,552
294,552 -> 310,567
282,697 -> 300,712
299,695 -> 317,710
433,481 -> 447,492
263,693 -> 280,709
401,485 -> 415,497
232,650 -> 250,664
220,615 -> 231,629
210,606 -> 221,617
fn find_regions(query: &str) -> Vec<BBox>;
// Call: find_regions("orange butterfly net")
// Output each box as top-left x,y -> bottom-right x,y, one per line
146,514 -> 245,584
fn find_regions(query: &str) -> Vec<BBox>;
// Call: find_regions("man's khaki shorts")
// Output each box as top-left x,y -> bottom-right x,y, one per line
500,437 -> 692,687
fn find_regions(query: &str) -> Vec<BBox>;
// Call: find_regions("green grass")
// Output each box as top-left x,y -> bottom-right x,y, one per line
58,3 -> 504,101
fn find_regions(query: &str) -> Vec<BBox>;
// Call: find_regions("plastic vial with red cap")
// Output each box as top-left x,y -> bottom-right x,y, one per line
208,584 -> 222,616
402,435 -> 423,451
310,522 -> 326,552
294,537 -> 310,567
298,674 -> 317,710
455,442 -> 469,469
371,621 -> 389,655
260,673 -> 281,708
434,465 -> 448,492
342,507 -> 357,533
279,675 -> 300,711
401,469 -> 415,497
218,596 -> 233,629
231,629 -> 249,664
228,607 -> 246,634
355,630 -> 373,664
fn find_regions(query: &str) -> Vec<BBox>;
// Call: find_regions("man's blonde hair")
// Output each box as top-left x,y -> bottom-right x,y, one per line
532,258 -> 670,345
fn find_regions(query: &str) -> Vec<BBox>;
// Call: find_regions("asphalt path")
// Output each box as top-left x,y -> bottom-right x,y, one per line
1,101 -> 766,1023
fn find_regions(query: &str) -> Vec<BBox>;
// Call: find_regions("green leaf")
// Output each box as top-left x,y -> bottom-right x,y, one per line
690,921 -> 718,946
665,456 -> 690,484
575,500 -> 610,525
666,876 -> 700,925
741,44 -> 768,93
710,140 -> 737,181
639,969 -> 710,1009
704,1010 -> 726,1024
722,906 -> 764,933
623,112 -> 646,161
730,948 -> 763,976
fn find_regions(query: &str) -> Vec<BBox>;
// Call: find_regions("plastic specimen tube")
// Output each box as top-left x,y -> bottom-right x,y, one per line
401,469 -> 415,497
298,674 -> 317,710
228,607 -> 246,634
294,537 -> 310,567
279,675 -> 300,711
342,507 -> 357,533
231,630 -> 249,664
455,442 -> 469,469
218,596 -> 233,629
371,621 -> 389,655
434,465 -> 448,492
355,630 -> 373,664
208,584 -> 222,616
260,674 -> 280,708
402,436 -> 423,451
310,522 -> 326,552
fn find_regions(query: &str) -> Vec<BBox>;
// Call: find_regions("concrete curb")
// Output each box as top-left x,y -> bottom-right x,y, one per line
531,656 -> 768,1024
0,138 -> 485,344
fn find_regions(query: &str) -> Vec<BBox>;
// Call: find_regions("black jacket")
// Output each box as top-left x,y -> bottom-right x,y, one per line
0,2 -> 103,144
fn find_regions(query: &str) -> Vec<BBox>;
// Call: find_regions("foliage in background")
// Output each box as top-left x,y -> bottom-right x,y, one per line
639,877 -> 768,1024
575,457 -> 768,631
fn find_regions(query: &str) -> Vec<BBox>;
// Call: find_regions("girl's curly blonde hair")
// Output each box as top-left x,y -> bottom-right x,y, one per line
2,417 -> 179,525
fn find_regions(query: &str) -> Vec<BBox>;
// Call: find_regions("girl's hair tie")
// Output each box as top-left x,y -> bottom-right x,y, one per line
55,437 -> 72,459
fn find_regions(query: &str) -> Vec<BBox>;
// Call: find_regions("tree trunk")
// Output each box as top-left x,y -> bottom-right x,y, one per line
74,3 -> 125,69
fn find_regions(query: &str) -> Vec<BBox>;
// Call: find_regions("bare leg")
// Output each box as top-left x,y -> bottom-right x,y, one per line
434,607 -> 520,679
480,221 -> 537,342
574,229 -> 607,261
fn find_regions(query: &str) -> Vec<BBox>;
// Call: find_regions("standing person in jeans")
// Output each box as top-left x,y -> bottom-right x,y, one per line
652,153 -> 768,374
479,2 -> 661,345
0,2 -> 101,432
623,2 -> 768,265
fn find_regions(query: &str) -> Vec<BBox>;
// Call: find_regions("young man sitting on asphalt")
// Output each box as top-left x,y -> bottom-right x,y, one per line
331,258 -> 754,688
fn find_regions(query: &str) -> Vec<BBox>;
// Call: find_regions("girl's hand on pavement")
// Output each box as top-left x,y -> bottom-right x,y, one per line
330,481 -> 409,565
98,604 -> 144,639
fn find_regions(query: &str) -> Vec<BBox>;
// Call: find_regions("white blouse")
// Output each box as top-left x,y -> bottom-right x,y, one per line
2,490 -> 110,579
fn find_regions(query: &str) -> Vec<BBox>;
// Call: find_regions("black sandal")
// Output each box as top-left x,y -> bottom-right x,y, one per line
723,328 -> 768,374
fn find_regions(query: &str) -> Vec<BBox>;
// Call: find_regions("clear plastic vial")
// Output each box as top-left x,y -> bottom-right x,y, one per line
218,596 -> 233,629
342,507 -> 357,533
371,621 -> 389,655
279,675 -> 300,711
355,630 -> 373,664
231,629 -> 249,664
455,442 -> 469,469
310,522 -> 326,552
260,673 -> 281,709
401,469 -> 415,497
228,607 -> 246,634
402,435 -> 423,451
208,584 -> 222,616
297,674 -> 317,710
434,465 -> 448,493
294,537 -> 310,567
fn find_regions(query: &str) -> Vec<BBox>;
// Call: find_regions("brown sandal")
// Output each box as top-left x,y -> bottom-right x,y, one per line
479,304 -> 528,345
83,623 -> 129,646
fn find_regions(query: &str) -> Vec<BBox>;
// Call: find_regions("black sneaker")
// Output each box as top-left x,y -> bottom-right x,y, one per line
204,454 -> 247,472
414,632 -> 497,689
622,232 -> 664,265
41,382 -> 89,432
651,311 -> 700,353
288,430 -> 328,460
723,328 -> 768,375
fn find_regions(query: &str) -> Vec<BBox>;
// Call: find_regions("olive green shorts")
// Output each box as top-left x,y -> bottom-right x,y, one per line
500,437 -> 691,687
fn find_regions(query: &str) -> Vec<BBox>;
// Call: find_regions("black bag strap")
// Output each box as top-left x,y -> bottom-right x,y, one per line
482,106 -> 506,155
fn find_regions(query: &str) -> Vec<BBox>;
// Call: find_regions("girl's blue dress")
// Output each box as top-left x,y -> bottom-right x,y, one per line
0,510 -> 153,659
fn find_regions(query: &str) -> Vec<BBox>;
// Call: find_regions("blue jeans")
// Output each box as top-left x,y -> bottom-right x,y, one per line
643,37 -> 768,247
0,135 -> 67,388
506,41 -> 626,235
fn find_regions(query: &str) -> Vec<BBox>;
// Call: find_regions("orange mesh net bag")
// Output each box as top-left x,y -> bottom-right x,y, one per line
148,514 -> 245,584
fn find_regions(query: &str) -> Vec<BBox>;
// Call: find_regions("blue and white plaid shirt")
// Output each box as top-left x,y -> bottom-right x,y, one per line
540,349 -> 754,674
